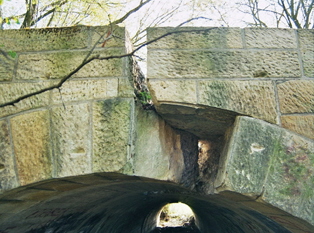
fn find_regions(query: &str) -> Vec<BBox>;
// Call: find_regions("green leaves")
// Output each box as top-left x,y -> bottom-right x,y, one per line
0,45 -> 17,59
7,50 -> 16,58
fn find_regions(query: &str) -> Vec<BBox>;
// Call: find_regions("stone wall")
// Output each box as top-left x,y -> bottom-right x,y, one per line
0,26 -> 314,226
0,26 -> 194,192
147,27 -> 314,140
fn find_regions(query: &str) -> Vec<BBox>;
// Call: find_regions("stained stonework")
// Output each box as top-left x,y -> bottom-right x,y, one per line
199,80 -> 278,123
0,120 -> 18,191
134,106 -> 184,182
216,116 -> 314,225
148,50 -> 301,79
0,82 -> 50,118
147,27 -> 243,49
10,111 -> 51,185
92,98 -> 133,173
51,104 -> 91,177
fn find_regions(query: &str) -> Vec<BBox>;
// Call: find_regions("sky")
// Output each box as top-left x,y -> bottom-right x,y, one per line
0,0 -> 259,29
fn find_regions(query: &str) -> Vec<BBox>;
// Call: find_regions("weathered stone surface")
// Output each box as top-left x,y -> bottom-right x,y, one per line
0,54 -> 15,82
281,115 -> 314,140
10,111 -> 51,186
90,26 -> 125,48
264,132 -> 314,224
298,29 -> 314,50
302,50 -> 314,77
0,120 -> 18,192
16,49 -> 124,80
148,50 -> 301,79
244,28 -> 297,48
0,26 -> 89,52
277,80 -> 314,114
118,77 -> 134,97
0,82 -> 50,118
51,104 -> 91,177
147,27 -> 242,49
154,103 -> 237,139
134,106 -> 184,181
217,116 -> 314,225
198,80 -> 278,123
298,30 -> 314,77
51,78 -> 118,104
148,80 -> 197,104
92,98 -> 133,173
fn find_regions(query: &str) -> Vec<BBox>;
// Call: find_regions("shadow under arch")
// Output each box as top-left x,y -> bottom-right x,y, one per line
0,173 -> 313,233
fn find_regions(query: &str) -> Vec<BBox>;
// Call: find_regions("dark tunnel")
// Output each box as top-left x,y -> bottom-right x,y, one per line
0,173 -> 313,233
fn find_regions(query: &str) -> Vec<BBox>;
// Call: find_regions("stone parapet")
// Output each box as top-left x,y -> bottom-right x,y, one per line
147,27 -> 314,139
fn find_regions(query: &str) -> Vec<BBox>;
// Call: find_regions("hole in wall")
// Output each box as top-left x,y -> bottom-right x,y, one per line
157,202 -> 195,227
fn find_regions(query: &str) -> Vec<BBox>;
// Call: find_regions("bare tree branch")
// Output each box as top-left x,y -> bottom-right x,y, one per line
0,24 -> 217,108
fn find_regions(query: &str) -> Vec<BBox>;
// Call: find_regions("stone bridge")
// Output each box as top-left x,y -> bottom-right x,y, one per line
0,26 -> 313,232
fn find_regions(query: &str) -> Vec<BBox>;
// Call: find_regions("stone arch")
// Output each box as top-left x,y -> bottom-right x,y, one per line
0,173 -> 313,233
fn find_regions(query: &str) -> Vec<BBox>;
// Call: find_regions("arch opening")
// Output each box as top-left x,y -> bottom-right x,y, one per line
157,202 -> 196,228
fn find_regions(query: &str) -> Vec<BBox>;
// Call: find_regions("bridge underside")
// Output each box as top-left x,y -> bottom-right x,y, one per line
0,173 -> 313,233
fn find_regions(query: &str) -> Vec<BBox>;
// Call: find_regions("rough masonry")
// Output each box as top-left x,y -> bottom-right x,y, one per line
0,26 -> 313,232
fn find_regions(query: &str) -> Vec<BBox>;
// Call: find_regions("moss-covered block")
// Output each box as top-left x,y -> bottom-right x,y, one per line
198,80 -> 278,123
0,26 -> 89,52
10,110 -> 51,186
147,27 -> 243,49
92,98 -> 134,173
219,116 -> 314,225
16,49 -> 125,80
0,120 -> 18,192
148,50 -> 301,79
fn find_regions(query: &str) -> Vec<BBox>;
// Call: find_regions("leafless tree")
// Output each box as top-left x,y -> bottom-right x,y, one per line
239,0 -> 314,28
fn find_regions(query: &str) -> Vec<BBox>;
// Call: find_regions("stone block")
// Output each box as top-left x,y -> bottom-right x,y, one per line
0,82 -> 50,118
302,50 -> 314,77
51,78 -> 118,104
118,77 -> 134,98
147,27 -> 242,49
10,111 -> 51,186
148,50 -> 301,79
218,116 -> 314,225
244,28 -> 297,48
148,80 -> 197,104
16,49 -> 124,80
298,29 -> 314,50
263,132 -> 314,224
0,26 -> 89,52
277,80 -> 314,114
134,106 -> 184,181
0,54 -> 15,82
51,104 -> 92,177
0,120 -> 18,192
92,98 -> 133,173
198,80 -> 278,123
298,30 -> 314,77
281,115 -> 314,140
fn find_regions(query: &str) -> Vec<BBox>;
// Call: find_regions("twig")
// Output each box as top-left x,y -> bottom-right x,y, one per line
0,21 -> 217,108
